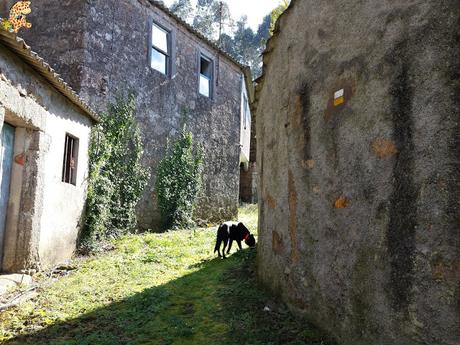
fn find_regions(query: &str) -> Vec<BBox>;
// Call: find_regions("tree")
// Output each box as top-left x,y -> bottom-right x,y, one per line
270,0 -> 290,35
256,14 -> 271,44
166,0 -> 271,78
170,0 -> 194,23
193,0 -> 233,41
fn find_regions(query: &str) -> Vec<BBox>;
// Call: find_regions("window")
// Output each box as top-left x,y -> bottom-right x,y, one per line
62,134 -> 79,185
199,55 -> 213,97
151,22 -> 170,75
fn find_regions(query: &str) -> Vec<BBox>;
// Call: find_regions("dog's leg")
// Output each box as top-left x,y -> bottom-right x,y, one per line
227,239 -> 233,254
222,238 -> 228,259
237,240 -> 242,250
215,238 -> 222,258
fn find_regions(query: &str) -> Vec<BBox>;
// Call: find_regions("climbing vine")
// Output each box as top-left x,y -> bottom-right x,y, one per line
80,94 -> 150,252
156,127 -> 204,230
269,0 -> 290,35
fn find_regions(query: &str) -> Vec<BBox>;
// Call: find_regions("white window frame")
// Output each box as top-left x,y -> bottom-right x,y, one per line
150,21 -> 171,76
199,53 -> 214,98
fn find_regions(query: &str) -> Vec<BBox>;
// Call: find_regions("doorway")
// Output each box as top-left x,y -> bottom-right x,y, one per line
0,122 -> 15,268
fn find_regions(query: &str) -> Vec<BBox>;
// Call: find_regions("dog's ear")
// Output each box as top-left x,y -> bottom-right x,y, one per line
238,222 -> 249,233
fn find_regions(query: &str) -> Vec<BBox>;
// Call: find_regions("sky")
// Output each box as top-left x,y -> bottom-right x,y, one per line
162,0 -> 281,31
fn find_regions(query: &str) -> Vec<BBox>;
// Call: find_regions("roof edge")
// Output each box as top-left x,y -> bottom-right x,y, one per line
0,30 -> 99,123
147,0 -> 246,71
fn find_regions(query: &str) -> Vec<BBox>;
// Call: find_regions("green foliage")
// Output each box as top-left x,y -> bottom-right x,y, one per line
0,206 -> 333,345
192,0 -> 233,39
220,15 -> 270,78
270,0 -> 290,35
169,0 -> 270,78
0,18 -> 13,32
155,127 -> 204,229
169,0 -> 194,22
80,94 -> 150,251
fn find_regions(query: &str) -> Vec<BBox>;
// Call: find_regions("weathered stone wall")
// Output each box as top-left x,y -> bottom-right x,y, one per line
239,162 -> 257,204
18,0 -> 243,229
256,1 -> 460,344
0,44 -> 92,271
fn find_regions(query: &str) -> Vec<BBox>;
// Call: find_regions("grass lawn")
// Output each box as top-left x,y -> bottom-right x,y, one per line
0,204 -> 331,345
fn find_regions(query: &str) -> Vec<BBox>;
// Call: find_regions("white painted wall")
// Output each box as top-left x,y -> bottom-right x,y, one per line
39,110 -> 91,268
240,77 -> 251,167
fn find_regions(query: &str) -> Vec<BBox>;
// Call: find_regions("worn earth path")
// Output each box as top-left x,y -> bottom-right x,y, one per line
0,205 -> 332,345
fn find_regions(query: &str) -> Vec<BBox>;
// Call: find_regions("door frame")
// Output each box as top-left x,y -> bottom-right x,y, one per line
0,122 -> 15,269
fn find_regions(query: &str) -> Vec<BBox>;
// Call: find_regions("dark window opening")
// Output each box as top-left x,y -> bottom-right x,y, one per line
199,55 -> 213,97
151,22 -> 170,75
62,134 -> 79,185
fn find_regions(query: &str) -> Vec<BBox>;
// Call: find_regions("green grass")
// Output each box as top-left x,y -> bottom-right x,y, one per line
0,204 -> 331,345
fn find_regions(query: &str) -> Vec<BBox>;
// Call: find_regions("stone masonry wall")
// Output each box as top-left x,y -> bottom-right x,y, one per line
256,1 -> 459,344
17,0 -> 243,229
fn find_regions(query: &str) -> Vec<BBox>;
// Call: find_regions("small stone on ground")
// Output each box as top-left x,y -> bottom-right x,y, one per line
0,274 -> 33,296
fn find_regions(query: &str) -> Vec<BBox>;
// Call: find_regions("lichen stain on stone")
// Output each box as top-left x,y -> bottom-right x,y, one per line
272,231 -> 284,255
265,193 -> 277,209
292,83 -> 312,162
334,195 -> 349,209
301,159 -> 315,169
371,138 -> 398,158
292,94 -> 303,128
386,42 -> 417,313
431,257 -> 459,282
288,170 -> 300,264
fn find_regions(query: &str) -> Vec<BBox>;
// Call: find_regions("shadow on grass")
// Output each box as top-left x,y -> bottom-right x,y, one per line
5,250 -> 333,345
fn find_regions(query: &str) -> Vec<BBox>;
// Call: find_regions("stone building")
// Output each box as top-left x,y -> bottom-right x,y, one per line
0,30 -> 97,272
239,70 -> 257,204
7,0 -> 253,229
255,1 -> 459,344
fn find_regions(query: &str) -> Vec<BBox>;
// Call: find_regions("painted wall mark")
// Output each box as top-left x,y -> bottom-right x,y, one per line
325,80 -> 356,121
334,88 -> 345,106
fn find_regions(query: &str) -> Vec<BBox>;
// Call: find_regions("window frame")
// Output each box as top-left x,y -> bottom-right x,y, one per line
62,133 -> 79,186
198,52 -> 215,99
149,19 -> 174,76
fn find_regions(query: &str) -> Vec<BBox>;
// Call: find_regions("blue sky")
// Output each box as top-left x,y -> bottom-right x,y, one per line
162,0 -> 280,30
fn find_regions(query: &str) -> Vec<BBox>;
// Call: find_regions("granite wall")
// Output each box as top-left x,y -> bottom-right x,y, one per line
255,0 -> 460,344
14,0 -> 244,229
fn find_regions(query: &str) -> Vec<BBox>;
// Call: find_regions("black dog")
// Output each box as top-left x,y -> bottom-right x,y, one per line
214,221 -> 256,259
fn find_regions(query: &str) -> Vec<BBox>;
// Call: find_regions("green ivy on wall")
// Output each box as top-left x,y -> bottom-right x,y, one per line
80,94 -> 150,252
156,127 -> 204,230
